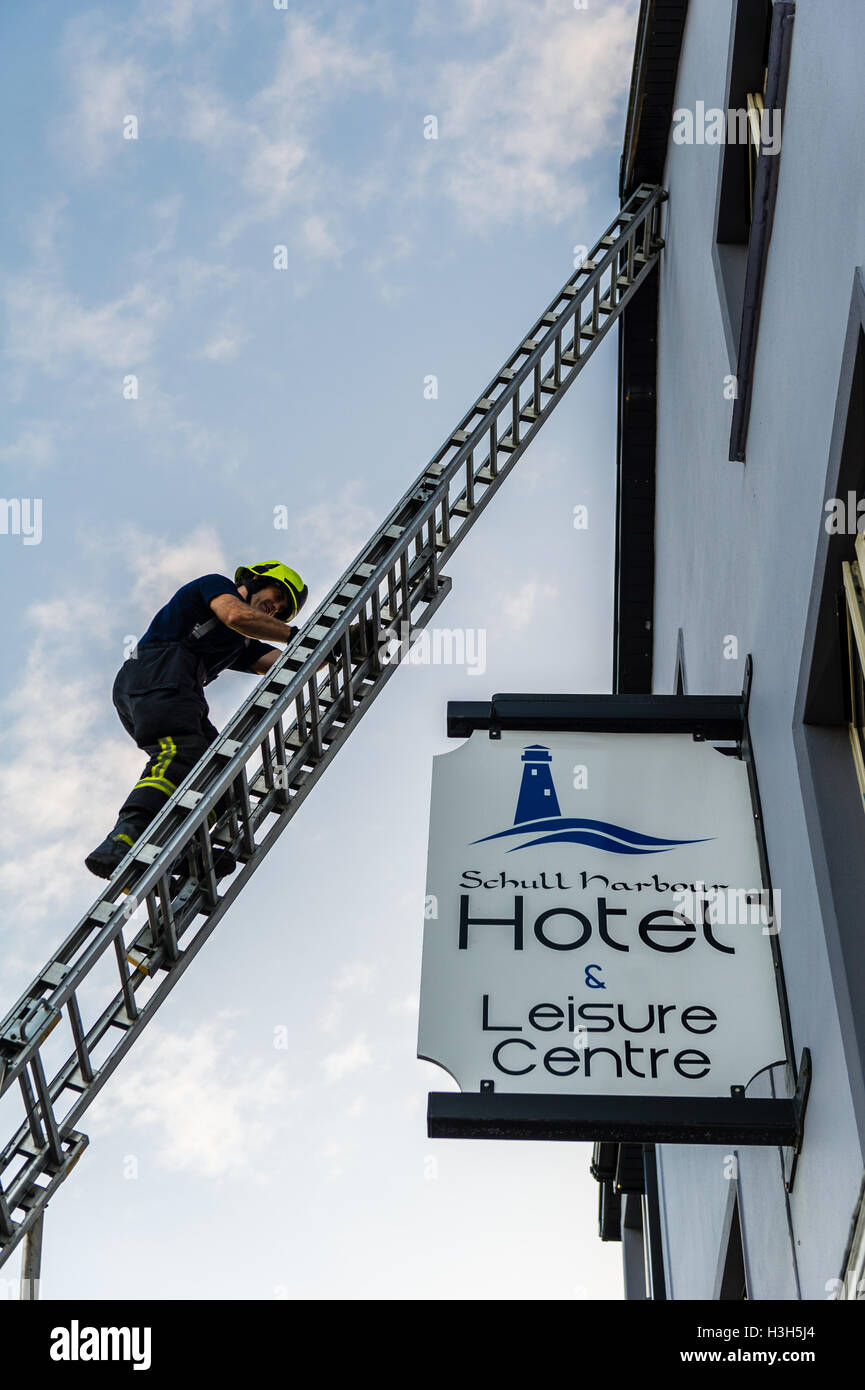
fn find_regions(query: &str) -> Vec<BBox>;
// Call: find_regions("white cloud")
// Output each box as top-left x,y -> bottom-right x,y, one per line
0,422 -> 60,470
388,993 -> 419,1016
88,1020 -> 291,1177
177,14 -> 392,243
123,523 -> 230,618
333,962 -> 377,994
319,1138 -> 347,1180
412,0 -> 638,230
30,197 -> 68,261
301,215 -> 342,262
364,233 -> 414,303
2,279 -> 167,373
241,136 -> 309,218
133,0 -> 232,45
253,15 -> 393,123
501,579 -> 558,630
0,597 -> 140,960
131,196 -> 184,269
134,403 -> 250,477
61,20 -> 149,173
199,329 -> 249,362
321,1034 -> 374,1083
318,962 -> 377,1033
291,484 -> 380,575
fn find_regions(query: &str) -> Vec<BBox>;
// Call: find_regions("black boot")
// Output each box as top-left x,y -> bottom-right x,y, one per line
85,816 -> 148,880
169,842 -> 236,896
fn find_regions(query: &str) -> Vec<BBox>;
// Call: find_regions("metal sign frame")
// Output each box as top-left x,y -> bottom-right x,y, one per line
425,680 -> 810,1188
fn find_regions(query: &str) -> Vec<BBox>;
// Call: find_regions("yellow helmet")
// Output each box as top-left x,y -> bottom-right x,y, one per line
235,562 -> 308,620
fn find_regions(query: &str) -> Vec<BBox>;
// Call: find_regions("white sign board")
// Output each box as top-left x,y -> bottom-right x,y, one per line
418,730 -> 786,1098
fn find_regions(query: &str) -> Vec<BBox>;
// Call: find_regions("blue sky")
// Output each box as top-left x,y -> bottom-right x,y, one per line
0,0 -> 640,1300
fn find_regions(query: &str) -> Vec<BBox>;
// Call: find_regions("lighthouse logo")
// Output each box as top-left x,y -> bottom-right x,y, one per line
471,744 -> 710,855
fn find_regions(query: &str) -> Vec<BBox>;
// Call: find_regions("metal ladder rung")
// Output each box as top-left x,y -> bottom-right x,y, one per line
131,843 -> 160,866
215,739 -> 243,757
125,948 -> 153,977
37,965 -> 68,989
176,790 -> 203,810
88,902 -> 116,925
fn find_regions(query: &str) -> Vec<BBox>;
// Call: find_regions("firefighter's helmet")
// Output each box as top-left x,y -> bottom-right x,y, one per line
235,562 -> 308,620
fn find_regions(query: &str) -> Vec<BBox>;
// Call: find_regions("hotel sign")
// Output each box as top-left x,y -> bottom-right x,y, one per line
418,729 -> 787,1101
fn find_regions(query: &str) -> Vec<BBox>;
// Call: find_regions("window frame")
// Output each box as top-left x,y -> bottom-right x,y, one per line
794,266 -> 865,1158
841,533 -> 865,805
727,1 -> 795,462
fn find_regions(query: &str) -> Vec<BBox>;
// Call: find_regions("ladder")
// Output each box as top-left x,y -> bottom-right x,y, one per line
0,183 -> 666,1280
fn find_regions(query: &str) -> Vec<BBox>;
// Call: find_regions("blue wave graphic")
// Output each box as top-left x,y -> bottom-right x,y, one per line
472,816 -> 711,856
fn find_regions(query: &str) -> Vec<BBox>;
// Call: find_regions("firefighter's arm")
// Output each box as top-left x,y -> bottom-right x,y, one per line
251,647 -> 286,675
209,594 -> 296,644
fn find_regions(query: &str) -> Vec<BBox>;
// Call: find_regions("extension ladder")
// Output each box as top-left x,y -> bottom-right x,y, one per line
0,183 -> 666,1279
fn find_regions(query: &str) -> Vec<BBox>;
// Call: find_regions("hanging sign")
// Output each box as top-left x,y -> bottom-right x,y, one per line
418,730 -> 786,1099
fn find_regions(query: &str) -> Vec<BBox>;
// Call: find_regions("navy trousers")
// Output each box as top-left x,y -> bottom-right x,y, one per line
113,644 -> 219,825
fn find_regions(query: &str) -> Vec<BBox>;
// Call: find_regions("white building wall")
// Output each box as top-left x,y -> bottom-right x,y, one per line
651,0 -> 865,1299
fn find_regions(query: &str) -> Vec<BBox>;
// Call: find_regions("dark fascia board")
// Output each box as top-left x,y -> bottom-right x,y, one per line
427,1091 -> 801,1146
620,0 -> 690,200
615,1 -> 689,696
446,693 -> 745,739
614,262 -> 659,694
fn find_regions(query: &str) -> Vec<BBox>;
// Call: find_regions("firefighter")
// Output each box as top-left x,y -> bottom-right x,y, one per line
85,563 -> 309,879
